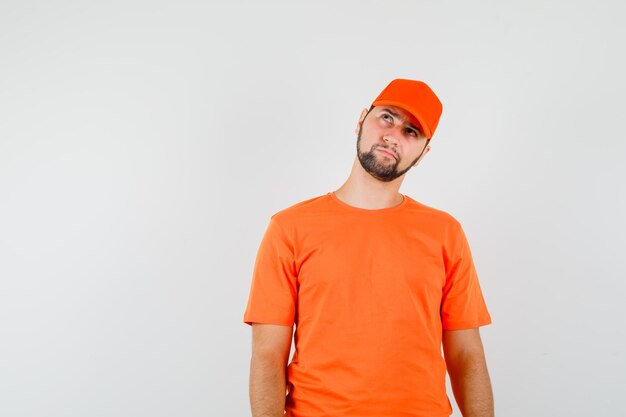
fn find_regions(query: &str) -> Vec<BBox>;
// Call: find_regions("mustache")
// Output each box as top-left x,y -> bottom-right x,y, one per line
374,145 -> 398,160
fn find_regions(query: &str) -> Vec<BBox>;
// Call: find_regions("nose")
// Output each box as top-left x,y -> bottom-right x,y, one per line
383,124 -> 403,145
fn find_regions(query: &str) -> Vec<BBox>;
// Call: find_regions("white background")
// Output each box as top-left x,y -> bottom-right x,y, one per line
1,1 -> 625,416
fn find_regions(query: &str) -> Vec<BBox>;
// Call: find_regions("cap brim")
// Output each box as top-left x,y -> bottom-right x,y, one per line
371,99 -> 433,139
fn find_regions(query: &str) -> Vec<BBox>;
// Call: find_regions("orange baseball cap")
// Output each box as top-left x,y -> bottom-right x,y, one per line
371,79 -> 443,139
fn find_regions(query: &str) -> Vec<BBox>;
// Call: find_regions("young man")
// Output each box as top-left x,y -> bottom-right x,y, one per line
243,79 -> 494,417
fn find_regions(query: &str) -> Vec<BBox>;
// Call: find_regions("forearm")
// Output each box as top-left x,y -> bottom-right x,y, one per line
249,353 -> 287,417
446,353 -> 494,417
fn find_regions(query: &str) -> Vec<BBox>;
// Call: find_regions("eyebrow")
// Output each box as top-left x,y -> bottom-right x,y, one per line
380,107 -> 423,135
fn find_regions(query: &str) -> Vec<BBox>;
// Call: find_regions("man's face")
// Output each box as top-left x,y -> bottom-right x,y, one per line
355,105 -> 430,182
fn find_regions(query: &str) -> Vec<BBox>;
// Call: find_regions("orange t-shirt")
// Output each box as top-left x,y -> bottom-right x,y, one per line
243,191 -> 492,417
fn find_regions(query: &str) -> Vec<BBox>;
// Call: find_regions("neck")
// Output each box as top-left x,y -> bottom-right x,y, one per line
333,157 -> 405,210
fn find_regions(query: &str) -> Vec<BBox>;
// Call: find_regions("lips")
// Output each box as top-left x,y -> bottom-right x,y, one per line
376,147 -> 397,160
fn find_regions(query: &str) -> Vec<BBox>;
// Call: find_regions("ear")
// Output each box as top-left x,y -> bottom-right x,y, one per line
355,108 -> 369,135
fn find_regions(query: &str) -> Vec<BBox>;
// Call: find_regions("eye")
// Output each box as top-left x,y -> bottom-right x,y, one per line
405,128 -> 418,137
381,114 -> 393,123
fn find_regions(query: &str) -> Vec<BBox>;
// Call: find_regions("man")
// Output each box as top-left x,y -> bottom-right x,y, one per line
243,79 -> 494,417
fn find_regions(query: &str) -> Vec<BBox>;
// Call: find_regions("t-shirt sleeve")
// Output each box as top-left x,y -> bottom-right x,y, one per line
441,220 -> 492,330
243,215 -> 298,327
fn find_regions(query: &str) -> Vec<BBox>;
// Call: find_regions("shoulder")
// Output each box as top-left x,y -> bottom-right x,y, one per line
267,192 -> 329,228
403,195 -> 464,231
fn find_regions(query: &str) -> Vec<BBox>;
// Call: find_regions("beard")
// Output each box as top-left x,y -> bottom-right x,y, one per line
356,127 -> 421,182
